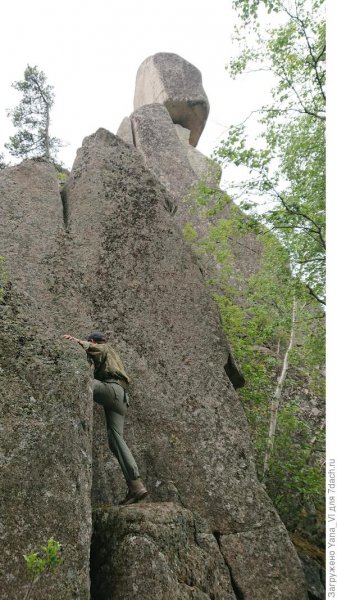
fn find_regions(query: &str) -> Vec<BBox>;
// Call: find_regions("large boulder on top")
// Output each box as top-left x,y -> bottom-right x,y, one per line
134,53 -> 210,147
63,129 -> 308,599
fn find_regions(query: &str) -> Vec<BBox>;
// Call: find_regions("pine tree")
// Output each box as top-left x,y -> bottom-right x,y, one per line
0,152 -> 8,169
5,65 -> 62,162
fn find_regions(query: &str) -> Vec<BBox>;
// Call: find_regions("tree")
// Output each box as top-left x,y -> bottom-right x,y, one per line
262,295 -> 297,478
0,152 -> 8,169
5,65 -> 62,162
183,186 -> 325,533
214,0 -> 326,304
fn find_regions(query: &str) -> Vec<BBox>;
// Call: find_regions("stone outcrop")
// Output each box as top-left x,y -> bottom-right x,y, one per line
117,106 -> 221,204
63,129 -> 307,599
91,504 -> 236,600
134,53 -> 210,147
0,160 -> 93,599
116,116 -> 134,146
174,123 -> 222,187
131,104 -> 198,201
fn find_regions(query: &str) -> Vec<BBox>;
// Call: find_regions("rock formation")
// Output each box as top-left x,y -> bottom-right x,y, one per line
0,160 -> 93,599
131,104 -> 198,202
0,54 -> 310,599
134,53 -> 210,147
91,504 -> 237,600
117,53 -> 260,289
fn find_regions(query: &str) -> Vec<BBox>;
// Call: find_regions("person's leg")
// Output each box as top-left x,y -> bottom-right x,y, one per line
93,380 -> 147,503
106,426 -> 140,482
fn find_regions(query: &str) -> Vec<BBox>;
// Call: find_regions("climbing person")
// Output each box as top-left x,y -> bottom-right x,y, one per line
62,331 -> 147,505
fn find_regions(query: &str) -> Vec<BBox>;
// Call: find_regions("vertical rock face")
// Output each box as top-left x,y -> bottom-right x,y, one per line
117,116 -> 134,146
65,130 -> 249,525
0,161 -> 93,599
63,130 -> 307,599
174,123 -> 222,187
131,103 -> 197,201
134,53 -> 210,147
0,160 -> 63,317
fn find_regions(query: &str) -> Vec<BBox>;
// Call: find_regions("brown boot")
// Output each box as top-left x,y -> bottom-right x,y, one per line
119,479 -> 148,506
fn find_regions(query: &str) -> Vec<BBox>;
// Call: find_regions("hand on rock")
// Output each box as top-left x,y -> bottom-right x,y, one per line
63,334 -> 77,342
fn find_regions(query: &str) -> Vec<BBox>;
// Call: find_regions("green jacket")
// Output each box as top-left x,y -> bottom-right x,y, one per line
82,342 -> 129,383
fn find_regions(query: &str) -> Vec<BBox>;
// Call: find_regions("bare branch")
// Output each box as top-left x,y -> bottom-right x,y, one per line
214,235 -> 261,255
283,3 -> 326,102
234,105 -> 325,129
271,187 -> 326,249
306,284 -> 325,305
297,256 -> 325,264
276,62 -> 324,120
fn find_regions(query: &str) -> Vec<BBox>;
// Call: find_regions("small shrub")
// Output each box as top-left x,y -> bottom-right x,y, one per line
24,538 -> 63,600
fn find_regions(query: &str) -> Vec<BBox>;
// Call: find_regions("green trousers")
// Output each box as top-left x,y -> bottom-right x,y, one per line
93,379 -> 140,483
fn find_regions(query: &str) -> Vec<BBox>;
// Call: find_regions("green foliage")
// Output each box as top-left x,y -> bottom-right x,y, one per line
265,404 -> 324,528
54,163 -> 70,185
24,538 -> 63,600
215,0 -> 326,304
5,65 -> 62,162
189,184 -> 325,532
24,537 -> 63,578
192,184 -> 231,212
56,171 -> 68,183
182,223 -> 198,242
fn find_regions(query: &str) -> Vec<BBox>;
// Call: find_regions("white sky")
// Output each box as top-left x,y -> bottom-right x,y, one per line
0,0 -> 275,169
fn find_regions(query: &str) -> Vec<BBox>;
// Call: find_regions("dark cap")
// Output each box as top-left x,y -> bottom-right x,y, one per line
86,331 -> 107,343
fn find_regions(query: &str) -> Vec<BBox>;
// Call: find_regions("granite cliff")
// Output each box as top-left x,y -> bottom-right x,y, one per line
0,54 -> 310,599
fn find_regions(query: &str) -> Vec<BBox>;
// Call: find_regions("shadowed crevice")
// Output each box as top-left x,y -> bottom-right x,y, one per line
130,116 -> 137,149
213,531 -> 246,600
224,352 -> 245,390
60,185 -> 69,230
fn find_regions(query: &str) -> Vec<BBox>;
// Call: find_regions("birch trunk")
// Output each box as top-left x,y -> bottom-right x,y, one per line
262,296 -> 297,479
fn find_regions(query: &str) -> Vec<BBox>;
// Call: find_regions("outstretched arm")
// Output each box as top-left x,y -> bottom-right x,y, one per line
62,334 -> 87,348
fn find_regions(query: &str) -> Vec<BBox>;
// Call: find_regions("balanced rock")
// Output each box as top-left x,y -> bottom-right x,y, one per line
134,52 -> 210,147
